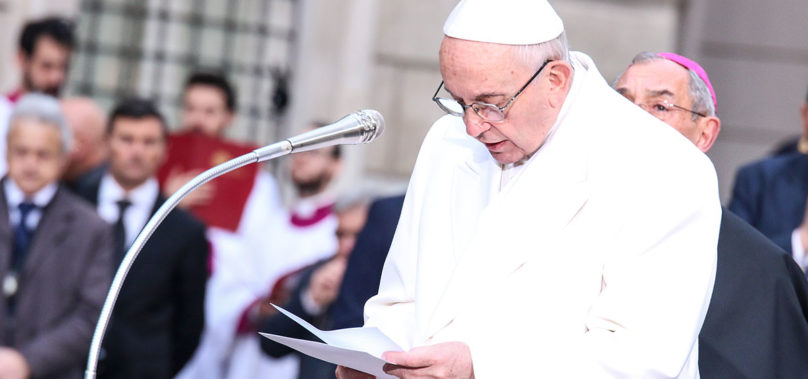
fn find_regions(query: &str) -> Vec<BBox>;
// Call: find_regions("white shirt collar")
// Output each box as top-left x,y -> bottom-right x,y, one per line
99,173 -> 159,212
98,173 -> 160,247
4,178 -> 58,230
4,178 -> 58,209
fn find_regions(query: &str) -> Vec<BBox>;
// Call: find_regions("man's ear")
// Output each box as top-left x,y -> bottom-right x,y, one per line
17,50 -> 28,71
695,116 -> 721,153
545,61 -> 573,108
224,111 -> 235,129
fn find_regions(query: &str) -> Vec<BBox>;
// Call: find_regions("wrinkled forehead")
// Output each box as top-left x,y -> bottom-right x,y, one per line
617,60 -> 691,102
438,37 -> 527,96
439,37 -> 521,69
8,117 -> 64,147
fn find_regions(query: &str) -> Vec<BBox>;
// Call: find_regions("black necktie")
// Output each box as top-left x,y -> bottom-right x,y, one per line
12,202 -> 37,263
6,202 -> 37,314
113,199 -> 132,267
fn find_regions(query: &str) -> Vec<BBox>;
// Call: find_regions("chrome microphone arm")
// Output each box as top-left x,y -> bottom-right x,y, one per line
84,141 -> 291,379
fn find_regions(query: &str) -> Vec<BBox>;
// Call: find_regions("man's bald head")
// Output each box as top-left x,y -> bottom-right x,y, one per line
61,97 -> 108,180
614,53 -> 721,153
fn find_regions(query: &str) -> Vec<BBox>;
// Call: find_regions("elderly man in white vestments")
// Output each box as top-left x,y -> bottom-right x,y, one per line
336,1 -> 721,378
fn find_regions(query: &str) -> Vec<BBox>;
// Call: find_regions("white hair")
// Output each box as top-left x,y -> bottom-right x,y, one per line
616,52 -> 716,119
9,93 -> 73,152
511,31 -> 570,68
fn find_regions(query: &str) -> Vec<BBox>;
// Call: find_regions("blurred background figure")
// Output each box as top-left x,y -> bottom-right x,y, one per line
8,17 -> 74,101
169,72 -> 286,379
614,52 -> 808,378
327,194 -> 404,330
730,89 -> 808,268
75,98 -> 208,379
0,1 -> 804,378
225,122 -> 343,379
0,93 -> 111,379
0,16 -> 74,177
257,194 -> 370,379
61,96 -> 108,190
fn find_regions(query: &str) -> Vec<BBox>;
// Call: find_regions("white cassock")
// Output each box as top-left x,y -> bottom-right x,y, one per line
177,170 -> 290,379
364,52 -> 721,378
0,97 -> 11,176
223,194 -> 338,379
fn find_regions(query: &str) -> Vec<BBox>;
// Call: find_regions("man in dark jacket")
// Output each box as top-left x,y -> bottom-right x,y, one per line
0,94 -> 112,379
76,98 -> 208,379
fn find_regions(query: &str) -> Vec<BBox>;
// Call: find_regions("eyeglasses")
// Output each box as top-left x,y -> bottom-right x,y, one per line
432,60 -> 553,123
637,99 -> 706,119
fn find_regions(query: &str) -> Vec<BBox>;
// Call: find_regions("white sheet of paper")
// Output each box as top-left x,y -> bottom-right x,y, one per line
272,304 -> 402,356
260,304 -> 404,377
260,332 -> 396,379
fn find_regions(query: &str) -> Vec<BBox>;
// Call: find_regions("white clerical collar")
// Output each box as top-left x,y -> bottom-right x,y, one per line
4,178 -> 58,209
499,153 -> 540,191
99,173 -> 159,210
293,191 -> 335,218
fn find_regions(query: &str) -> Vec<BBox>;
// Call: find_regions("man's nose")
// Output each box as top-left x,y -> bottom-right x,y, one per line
48,67 -> 66,85
463,110 -> 490,138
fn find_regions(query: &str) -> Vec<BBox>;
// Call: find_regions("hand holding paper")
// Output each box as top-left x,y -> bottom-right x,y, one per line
259,304 -> 402,378
381,342 -> 475,379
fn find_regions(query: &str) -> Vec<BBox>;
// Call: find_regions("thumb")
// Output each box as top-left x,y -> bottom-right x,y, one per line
382,349 -> 429,368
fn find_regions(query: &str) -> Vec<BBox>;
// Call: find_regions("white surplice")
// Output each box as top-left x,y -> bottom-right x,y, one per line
364,52 -> 721,378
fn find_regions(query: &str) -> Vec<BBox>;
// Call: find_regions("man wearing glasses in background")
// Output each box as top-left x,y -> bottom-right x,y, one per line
614,51 -> 808,378
337,0 -> 720,378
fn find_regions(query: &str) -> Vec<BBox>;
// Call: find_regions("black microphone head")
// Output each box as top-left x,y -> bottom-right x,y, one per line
356,109 -> 385,143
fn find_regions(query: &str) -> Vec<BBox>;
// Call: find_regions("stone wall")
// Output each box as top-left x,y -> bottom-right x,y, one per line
681,0 -> 808,202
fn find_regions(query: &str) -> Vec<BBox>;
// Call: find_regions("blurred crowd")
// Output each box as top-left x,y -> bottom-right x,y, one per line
0,11 -> 808,379
0,17 -> 403,379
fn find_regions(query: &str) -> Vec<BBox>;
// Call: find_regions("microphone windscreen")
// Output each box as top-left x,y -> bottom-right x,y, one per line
358,109 -> 385,143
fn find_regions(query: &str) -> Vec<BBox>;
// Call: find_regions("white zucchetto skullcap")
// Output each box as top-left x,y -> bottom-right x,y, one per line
443,0 -> 564,45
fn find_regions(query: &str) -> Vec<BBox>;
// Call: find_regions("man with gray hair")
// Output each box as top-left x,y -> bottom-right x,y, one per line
336,0 -> 720,377
615,51 -> 808,378
0,94 -> 112,379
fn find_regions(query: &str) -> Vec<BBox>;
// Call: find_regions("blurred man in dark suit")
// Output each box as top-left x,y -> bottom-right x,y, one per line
165,73 -> 285,379
729,87 -> 808,266
75,99 -> 208,379
0,93 -> 112,379
616,52 -> 808,378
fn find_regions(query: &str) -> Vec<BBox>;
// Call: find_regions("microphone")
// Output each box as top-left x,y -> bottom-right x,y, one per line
254,109 -> 385,162
84,109 -> 384,379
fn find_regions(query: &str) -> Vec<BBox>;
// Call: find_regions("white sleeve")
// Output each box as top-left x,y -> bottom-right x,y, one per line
362,121 -> 449,351
791,229 -> 807,270
0,98 -> 11,176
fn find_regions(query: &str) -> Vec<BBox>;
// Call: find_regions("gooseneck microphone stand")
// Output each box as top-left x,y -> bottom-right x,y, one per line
84,109 -> 384,379
83,141 -> 291,379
